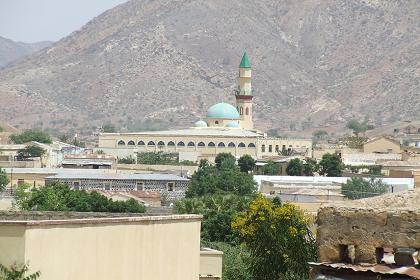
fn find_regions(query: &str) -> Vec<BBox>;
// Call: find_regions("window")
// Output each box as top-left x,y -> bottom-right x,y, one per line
117,140 -> 125,146
248,143 -> 256,148
73,182 -> 80,190
240,107 -> 243,115
218,142 -> 226,147
104,183 -> 110,191
275,145 -> 279,152
269,145 -> 272,152
188,141 -> 195,147
198,142 -> 205,147
177,141 -> 185,147
228,142 -> 235,148
136,182 -> 144,191
238,142 -> 246,148
208,142 -> 215,147
17,179 -> 24,186
147,141 -> 155,146
167,141 -> 175,146
261,144 -> 266,152
215,121 -> 219,125
127,140 -> 135,146
245,107 -> 249,115
138,141 -> 145,146
167,182 -> 175,192
282,145 -> 286,150
157,141 -> 165,146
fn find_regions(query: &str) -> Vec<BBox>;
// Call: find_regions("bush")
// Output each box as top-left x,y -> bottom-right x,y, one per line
319,153 -> 343,177
259,161 -> 280,175
0,168 -> 9,192
118,156 -> 136,164
14,183 -> 146,213
237,155 -> 256,173
10,130 -> 52,144
17,145 -> 46,158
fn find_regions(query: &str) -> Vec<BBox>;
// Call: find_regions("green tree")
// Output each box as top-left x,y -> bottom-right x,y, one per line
302,158 -> 318,176
286,159 -> 303,176
237,155 -> 256,173
0,263 -> 40,280
102,123 -> 116,133
10,130 -> 52,144
0,168 -> 9,192
341,177 -> 388,200
259,161 -> 280,175
186,160 -> 256,198
346,119 -> 374,136
232,194 -> 316,279
215,153 -> 236,169
319,153 -> 343,177
14,183 -> 146,213
17,145 -> 46,158
175,194 -> 253,244
312,130 -> 328,140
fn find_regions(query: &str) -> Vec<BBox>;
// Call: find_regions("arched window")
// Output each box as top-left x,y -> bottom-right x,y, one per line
198,142 -> 205,147
261,145 -> 266,152
177,141 -> 185,147
208,142 -> 215,147
188,141 -> 195,147
238,142 -> 246,148
240,107 -> 243,115
218,142 -> 226,147
167,141 -> 175,146
245,107 -> 249,115
248,143 -> 256,148
147,141 -> 155,146
117,140 -> 125,146
228,142 -> 235,148
127,140 -> 135,146
157,141 -> 165,146
215,121 -> 219,125
138,141 -> 145,146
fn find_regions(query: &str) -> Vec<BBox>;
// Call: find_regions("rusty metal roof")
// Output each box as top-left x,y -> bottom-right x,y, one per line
309,262 -> 420,279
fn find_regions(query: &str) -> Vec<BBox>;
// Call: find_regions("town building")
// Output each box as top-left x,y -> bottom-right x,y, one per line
0,211 -> 222,280
96,53 -> 312,162
45,173 -> 189,201
363,136 -> 402,154
61,153 -> 116,169
312,190 -> 420,279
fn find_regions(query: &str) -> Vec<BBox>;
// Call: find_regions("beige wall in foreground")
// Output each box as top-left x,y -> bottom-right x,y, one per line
0,217 -> 201,280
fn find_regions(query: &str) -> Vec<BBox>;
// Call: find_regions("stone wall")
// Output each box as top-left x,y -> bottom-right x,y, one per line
317,206 -> 420,263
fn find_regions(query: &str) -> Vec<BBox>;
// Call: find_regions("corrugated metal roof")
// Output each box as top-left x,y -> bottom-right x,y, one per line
309,262 -> 420,279
45,173 -> 189,181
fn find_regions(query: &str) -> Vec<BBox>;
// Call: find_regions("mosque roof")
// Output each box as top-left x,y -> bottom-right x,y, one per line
239,52 -> 251,68
206,102 -> 240,120
104,128 -> 262,138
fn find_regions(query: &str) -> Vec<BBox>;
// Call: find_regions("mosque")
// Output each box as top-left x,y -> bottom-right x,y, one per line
98,53 -> 312,161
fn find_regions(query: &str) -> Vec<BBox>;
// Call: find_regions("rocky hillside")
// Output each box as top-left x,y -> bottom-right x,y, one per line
0,36 -> 51,68
0,0 -> 418,135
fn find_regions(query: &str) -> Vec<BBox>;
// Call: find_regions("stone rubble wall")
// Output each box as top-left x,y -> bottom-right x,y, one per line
317,206 -> 420,263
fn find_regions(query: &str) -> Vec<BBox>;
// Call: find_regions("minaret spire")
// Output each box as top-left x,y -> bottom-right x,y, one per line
235,52 -> 254,130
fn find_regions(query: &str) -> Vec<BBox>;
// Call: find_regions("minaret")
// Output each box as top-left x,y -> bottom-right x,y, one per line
235,52 -> 254,130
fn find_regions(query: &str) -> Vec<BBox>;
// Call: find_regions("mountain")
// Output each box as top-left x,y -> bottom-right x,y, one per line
0,0 -> 418,135
0,36 -> 52,68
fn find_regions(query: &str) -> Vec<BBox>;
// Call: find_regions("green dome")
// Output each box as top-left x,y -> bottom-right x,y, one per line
194,120 -> 208,127
207,103 -> 240,120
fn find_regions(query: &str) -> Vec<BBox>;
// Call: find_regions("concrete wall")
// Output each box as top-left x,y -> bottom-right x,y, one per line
317,206 -> 420,263
200,248 -> 223,279
0,215 -> 202,280
363,138 -> 401,154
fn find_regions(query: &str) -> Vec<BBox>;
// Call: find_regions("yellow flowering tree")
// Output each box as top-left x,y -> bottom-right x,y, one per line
232,194 -> 316,279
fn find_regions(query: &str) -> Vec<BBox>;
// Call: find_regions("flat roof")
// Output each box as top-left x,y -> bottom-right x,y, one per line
0,214 -> 202,226
45,173 -> 189,181
101,128 -> 262,138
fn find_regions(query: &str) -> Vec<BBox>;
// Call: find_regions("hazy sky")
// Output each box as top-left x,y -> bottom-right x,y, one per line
0,0 -> 128,43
